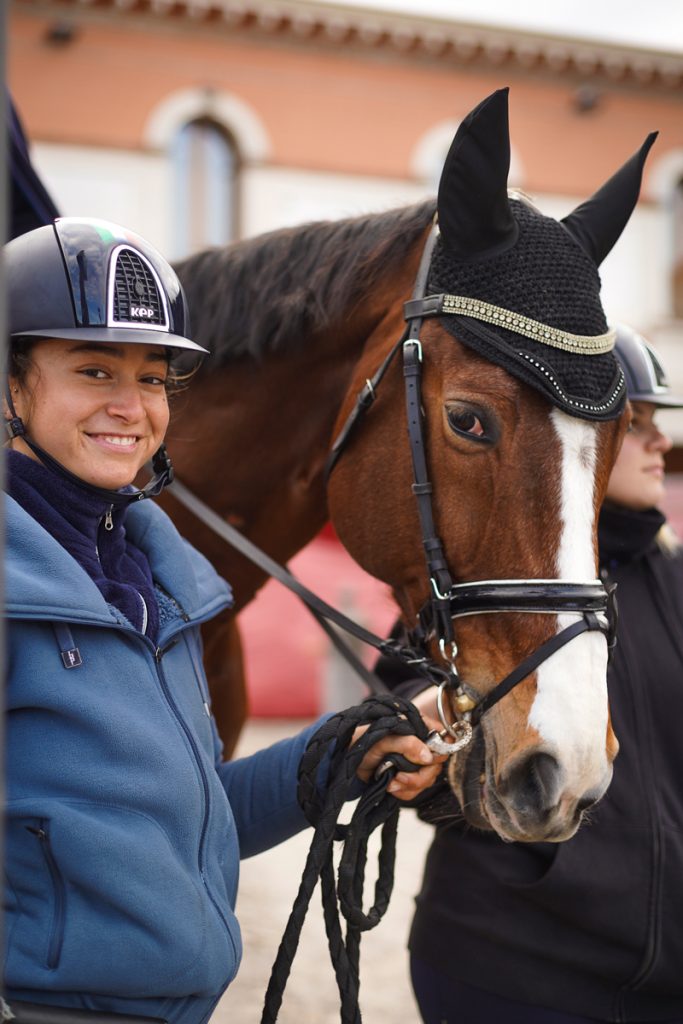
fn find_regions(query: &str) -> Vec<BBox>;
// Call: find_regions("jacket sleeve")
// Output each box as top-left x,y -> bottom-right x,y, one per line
213,716 -> 330,858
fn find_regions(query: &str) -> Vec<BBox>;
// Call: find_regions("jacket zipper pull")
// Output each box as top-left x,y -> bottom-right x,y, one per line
104,507 -> 114,531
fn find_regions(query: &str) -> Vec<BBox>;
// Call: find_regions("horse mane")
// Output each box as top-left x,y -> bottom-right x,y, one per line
173,199 -> 436,367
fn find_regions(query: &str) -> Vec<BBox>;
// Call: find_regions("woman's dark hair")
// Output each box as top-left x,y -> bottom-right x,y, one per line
8,336 -> 36,386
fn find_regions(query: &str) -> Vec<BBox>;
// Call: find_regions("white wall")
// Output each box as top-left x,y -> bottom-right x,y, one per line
536,193 -> 669,328
32,143 -> 171,254
539,192 -> 683,440
241,165 -> 431,237
32,142 -> 432,252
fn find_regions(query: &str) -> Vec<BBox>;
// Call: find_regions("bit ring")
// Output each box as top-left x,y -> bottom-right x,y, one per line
427,724 -> 473,756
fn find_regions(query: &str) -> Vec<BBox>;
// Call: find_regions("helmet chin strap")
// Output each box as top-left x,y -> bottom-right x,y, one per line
4,386 -> 174,505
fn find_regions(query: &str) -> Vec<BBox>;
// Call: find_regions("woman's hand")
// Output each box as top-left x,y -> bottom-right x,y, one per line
352,698 -> 447,801
409,685 -> 440,722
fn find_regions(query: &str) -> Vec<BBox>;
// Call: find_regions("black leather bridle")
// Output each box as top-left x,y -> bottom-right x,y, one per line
168,222 -> 617,758
324,222 -> 617,753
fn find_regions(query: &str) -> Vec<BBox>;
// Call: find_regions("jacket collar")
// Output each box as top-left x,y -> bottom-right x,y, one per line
5,492 -> 232,629
598,501 -> 665,567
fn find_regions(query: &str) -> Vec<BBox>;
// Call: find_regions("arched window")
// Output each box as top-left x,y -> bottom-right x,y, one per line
673,175 -> 683,318
411,120 -> 525,193
172,118 -> 239,258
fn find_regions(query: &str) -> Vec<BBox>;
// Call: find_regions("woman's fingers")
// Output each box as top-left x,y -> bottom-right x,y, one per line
386,761 -> 445,800
354,730 -> 448,796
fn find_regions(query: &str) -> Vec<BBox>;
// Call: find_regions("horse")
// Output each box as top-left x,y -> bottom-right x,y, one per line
161,88 -> 655,843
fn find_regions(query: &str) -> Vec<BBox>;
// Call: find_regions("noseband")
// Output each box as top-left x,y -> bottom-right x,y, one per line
326,223 -> 617,753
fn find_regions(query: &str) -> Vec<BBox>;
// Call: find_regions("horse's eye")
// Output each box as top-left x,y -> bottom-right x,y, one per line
447,408 -> 486,439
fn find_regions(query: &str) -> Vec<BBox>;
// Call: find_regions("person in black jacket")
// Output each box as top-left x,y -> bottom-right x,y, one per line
7,92 -> 61,240
392,324 -> 683,1024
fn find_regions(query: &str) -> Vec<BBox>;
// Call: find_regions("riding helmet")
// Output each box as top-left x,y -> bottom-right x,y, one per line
6,216 -> 207,354
614,324 -> 683,408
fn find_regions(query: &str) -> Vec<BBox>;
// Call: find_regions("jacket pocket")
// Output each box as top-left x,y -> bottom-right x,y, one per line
8,817 -> 66,971
5,802 -> 239,998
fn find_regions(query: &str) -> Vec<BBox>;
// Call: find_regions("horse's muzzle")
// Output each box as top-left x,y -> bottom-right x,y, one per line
453,740 -> 613,843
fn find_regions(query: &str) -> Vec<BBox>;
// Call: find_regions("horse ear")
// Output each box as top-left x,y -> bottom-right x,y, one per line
437,87 -> 517,258
562,132 -> 658,266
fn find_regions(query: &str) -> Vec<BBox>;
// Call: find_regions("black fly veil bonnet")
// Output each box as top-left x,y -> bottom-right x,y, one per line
422,88 -> 657,420
324,86 -> 658,743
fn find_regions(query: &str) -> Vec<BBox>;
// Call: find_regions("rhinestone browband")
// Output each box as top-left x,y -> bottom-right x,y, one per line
519,352 -> 625,413
441,294 -> 616,355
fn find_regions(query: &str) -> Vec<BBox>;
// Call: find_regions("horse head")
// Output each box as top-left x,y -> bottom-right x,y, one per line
327,88 -> 656,843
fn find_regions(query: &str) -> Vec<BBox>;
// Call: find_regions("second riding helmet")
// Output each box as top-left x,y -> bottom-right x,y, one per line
614,324 -> 683,408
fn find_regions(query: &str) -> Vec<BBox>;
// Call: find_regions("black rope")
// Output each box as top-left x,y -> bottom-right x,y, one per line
260,695 -> 430,1024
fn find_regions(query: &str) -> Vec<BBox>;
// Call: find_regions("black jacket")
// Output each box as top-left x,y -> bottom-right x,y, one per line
8,93 -> 60,240
391,505 -> 683,1022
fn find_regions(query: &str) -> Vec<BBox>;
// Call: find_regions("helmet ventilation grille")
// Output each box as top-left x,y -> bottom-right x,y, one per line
112,248 -> 166,327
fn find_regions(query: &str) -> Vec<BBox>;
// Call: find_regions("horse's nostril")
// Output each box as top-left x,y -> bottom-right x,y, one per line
500,752 -> 562,819
530,752 -> 562,804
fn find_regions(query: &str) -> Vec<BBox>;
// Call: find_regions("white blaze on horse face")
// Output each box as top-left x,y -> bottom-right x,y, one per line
528,409 -> 610,793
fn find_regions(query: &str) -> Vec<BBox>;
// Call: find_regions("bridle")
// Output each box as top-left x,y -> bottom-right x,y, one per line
324,221 -> 617,754
168,220 -> 617,759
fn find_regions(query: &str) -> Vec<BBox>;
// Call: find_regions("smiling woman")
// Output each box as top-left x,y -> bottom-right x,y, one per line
5,216 -> 205,503
2,217 -> 443,1024
9,340 -> 171,491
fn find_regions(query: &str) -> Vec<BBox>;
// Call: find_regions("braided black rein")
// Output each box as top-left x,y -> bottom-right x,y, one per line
260,695 -> 430,1024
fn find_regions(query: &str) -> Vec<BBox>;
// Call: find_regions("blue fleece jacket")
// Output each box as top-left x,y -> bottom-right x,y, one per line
4,490 -> 319,1020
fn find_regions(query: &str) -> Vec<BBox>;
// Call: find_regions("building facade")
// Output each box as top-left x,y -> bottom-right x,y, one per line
9,0 -> 683,428
9,1 -> 683,713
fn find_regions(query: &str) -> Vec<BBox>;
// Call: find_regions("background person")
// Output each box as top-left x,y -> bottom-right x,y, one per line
2,217 -> 445,1024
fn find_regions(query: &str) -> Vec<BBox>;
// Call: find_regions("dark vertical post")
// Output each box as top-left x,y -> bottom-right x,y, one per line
0,0 -> 8,975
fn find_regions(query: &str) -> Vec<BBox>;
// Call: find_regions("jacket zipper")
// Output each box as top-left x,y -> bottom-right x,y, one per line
95,506 -> 114,560
139,593 -> 148,636
26,820 -> 66,969
157,587 -> 209,711
95,507 -> 148,634
613,575 -> 663,1018
154,644 -> 233,940
619,562 -> 681,998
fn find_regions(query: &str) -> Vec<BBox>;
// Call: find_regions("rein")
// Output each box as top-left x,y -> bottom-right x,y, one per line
168,478 -> 447,694
260,694 -> 429,1024
167,478 -> 615,742
164,224 -> 619,1023
165,483 -> 441,1021
168,220 -> 617,752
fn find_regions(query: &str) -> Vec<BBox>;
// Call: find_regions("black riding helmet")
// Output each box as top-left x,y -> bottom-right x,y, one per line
614,323 -> 683,408
5,216 -> 208,502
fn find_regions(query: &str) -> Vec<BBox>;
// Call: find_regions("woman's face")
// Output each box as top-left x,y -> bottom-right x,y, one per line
9,338 -> 171,491
606,400 -> 673,511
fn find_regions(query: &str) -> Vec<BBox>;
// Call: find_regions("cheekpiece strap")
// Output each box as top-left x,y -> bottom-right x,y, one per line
401,228 -> 458,658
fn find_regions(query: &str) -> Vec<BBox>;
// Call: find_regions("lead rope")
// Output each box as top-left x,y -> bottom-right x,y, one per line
260,695 -> 430,1024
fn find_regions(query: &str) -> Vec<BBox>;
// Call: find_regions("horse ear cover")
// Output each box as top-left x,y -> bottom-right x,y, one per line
430,86 -> 657,421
